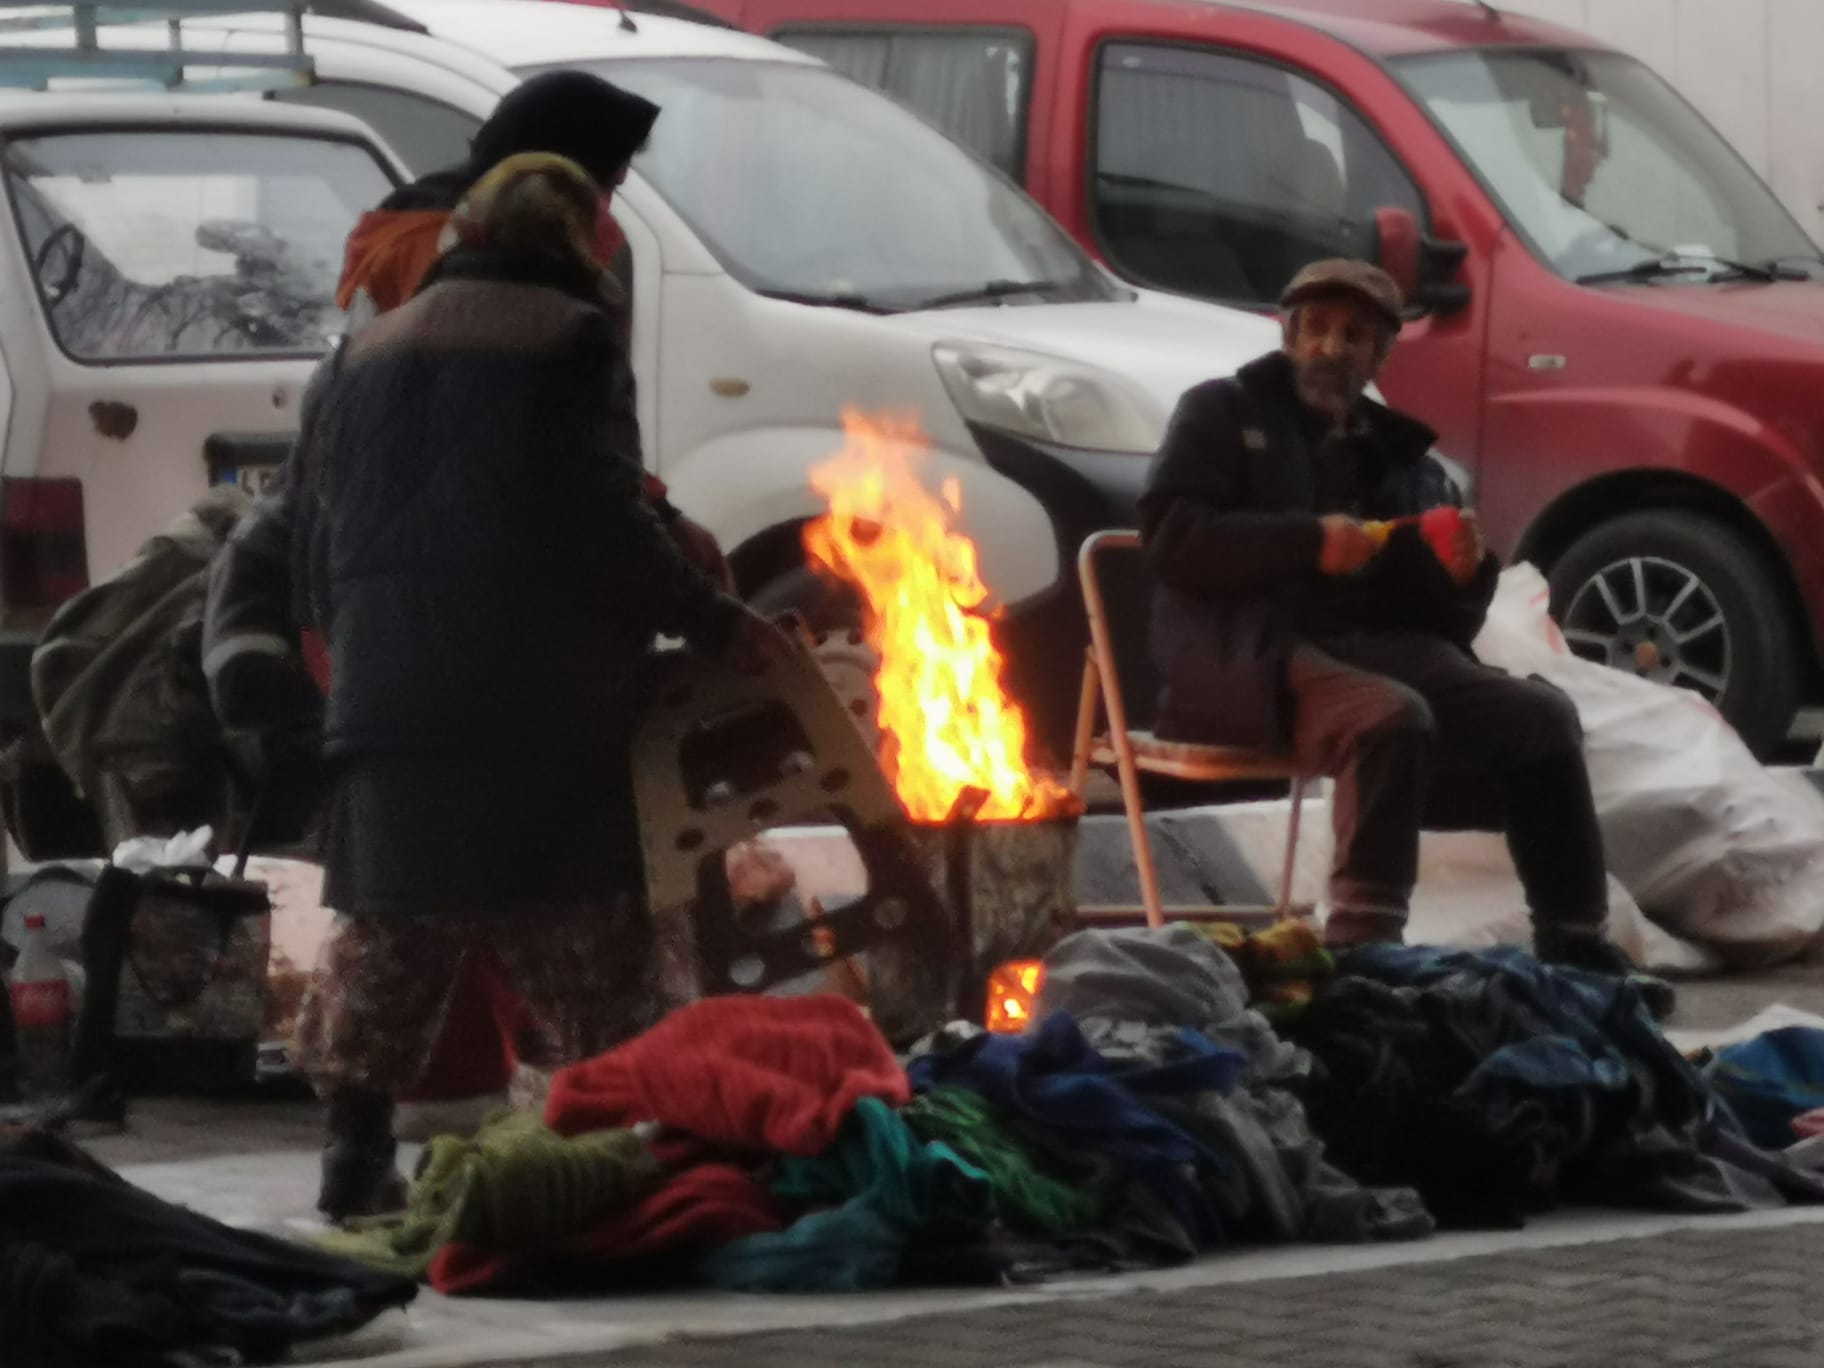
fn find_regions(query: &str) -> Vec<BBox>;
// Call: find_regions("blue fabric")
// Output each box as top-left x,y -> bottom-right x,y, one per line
696,1097 -> 992,1293
1707,1028 -> 1824,1149
907,1013 -> 1247,1248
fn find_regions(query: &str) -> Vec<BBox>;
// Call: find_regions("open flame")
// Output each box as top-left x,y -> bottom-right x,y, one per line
804,409 -> 1072,823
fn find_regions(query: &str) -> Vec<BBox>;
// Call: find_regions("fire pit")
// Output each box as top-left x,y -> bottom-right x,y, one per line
865,798 -> 1080,1045
801,410 -> 1086,1041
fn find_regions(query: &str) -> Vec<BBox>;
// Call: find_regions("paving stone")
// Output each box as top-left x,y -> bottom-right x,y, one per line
599,1225 -> 1824,1368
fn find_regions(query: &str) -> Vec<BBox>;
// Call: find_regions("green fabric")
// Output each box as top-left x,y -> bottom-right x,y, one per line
318,1109 -> 658,1278
902,1086 -> 1104,1233
696,1096 -> 992,1292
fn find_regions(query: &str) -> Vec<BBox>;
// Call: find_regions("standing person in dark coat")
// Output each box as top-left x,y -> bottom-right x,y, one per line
334,68 -> 728,582
211,71 -> 729,1138
1140,258 -> 1646,982
258,152 -> 780,1220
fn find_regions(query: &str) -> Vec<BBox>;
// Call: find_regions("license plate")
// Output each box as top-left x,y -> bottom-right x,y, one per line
214,464 -> 282,497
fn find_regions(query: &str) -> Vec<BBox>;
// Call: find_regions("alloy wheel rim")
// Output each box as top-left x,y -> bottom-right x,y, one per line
1561,555 -> 1732,700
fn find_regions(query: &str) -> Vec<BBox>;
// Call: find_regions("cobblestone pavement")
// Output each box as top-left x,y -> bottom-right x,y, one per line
586,1224 -> 1824,1368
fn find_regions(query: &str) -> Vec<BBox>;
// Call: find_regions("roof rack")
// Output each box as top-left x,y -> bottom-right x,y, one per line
0,2 -> 315,92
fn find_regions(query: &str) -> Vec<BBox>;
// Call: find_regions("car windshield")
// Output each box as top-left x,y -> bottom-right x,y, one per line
518,57 -> 1115,312
1394,49 -> 1824,284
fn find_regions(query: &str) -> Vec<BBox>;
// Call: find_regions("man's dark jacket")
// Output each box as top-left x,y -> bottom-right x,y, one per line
1138,350 -> 1498,746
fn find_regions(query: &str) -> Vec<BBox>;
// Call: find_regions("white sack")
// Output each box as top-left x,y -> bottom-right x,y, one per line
1473,563 -> 1824,967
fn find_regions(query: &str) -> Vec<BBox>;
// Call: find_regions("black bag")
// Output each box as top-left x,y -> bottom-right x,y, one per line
71,838 -> 272,1097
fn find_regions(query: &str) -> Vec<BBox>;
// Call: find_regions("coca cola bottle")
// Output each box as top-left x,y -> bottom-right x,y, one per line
9,914 -> 73,1100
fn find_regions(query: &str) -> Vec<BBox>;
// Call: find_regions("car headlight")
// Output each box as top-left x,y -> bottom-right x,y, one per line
933,342 -> 1164,454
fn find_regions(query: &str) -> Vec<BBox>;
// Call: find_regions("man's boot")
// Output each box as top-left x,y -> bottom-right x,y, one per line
318,1086 -> 408,1222
1534,924 -> 1677,1021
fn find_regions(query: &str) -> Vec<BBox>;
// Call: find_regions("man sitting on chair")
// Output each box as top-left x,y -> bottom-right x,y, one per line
1139,257 -> 1639,977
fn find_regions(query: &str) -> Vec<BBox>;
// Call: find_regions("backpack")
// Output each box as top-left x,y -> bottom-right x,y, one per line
29,487 -> 253,848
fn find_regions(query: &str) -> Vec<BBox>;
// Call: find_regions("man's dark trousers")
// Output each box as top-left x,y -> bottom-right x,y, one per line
1286,629 -> 1608,932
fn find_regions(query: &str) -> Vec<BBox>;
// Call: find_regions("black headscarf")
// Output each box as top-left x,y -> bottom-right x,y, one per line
381,69 -> 661,212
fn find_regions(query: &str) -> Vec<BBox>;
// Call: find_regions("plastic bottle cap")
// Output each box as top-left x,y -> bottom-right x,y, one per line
23,914 -> 44,929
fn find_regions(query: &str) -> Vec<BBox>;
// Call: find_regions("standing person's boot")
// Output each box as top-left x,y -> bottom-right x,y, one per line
1534,923 -> 1677,1021
318,1086 -> 407,1222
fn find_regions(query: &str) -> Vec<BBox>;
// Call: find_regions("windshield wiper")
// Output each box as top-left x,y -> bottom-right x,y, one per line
916,279 -> 1073,310
756,287 -> 892,314
1577,253 -> 1799,286
1764,254 -> 1824,278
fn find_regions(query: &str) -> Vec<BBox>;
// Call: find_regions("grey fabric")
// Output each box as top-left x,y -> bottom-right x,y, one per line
1036,924 -> 1298,1081
1035,926 -> 1433,1244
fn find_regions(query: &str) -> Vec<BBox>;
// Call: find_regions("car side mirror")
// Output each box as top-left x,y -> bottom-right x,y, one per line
1374,207 -> 1471,317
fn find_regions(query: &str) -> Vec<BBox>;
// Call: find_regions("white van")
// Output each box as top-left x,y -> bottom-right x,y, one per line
0,2 -> 1277,845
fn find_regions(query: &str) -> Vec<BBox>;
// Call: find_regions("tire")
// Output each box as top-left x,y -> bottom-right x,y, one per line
1546,511 -> 1801,756
748,565 -> 880,751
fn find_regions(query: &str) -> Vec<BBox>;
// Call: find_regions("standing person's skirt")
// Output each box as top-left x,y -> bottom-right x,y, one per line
293,753 -> 697,1096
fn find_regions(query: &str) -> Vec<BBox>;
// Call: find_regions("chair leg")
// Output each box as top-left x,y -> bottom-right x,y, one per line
1276,777 -> 1308,919
1069,653 -> 1099,799
1110,730 -> 1165,929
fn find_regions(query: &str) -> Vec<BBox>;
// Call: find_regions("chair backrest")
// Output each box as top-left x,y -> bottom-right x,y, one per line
1078,528 -> 1152,736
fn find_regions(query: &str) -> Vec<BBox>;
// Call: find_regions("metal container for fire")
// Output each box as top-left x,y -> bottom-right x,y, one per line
866,806 -> 1080,1045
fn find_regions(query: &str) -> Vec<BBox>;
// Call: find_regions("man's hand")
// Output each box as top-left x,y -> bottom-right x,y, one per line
670,514 -> 734,592
1442,510 -> 1487,586
1318,515 -> 1379,576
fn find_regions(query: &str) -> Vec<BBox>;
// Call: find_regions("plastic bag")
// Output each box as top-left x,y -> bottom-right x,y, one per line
110,826 -> 214,874
1473,565 -> 1824,967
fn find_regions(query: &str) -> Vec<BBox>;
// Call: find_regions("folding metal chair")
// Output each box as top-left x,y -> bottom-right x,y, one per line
1069,529 -> 1313,928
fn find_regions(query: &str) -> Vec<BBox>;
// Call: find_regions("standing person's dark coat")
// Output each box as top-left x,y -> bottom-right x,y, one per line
245,154 -> 765,1225
288,215 -> 739,918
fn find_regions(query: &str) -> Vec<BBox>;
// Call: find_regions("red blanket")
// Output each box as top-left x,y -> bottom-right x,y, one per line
545,995 -> 907,1156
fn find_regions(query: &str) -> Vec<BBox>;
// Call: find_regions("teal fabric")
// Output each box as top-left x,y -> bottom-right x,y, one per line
696,1097 -> 993,1292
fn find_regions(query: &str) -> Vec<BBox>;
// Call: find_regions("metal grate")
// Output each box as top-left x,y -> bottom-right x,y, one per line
0,2 -> 314,92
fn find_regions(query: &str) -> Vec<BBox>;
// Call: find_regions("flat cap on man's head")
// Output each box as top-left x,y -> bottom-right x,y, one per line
1280,259 -> 1404,332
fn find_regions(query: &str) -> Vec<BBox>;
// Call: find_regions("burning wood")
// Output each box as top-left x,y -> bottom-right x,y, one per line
804,408 -> 1077,824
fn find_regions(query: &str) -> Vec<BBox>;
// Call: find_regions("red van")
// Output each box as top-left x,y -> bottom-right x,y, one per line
649,0 -> 1824,754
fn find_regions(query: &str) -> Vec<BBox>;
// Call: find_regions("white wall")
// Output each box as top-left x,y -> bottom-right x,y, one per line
1492,0 -> 1824,244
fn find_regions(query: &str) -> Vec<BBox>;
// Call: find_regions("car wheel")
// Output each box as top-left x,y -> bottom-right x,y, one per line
748,565 -> 880,750
1547,511 -> 1801,756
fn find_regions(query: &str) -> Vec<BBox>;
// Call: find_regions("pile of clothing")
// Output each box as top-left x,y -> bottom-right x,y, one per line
1288,944 -> 1824,1227
324,951 -> 1434,1296
1,1127 -> 415,1368
328,994 -> 1002,1294
315,929 -> 1824,1299
914,925 -> 1432,1258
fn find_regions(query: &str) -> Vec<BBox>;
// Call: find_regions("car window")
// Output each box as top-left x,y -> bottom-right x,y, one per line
269,81 -> 478,177
4,128 -> 396,363
1396,49 -> 1822,283
1093,43 -> 1424,304
777,27 -> 1033,179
